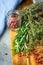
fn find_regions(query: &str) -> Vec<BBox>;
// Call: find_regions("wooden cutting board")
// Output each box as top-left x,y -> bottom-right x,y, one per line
10,30 -> 43,65
10,1 -> 43,65
10,30 -> 37,65
10,1 -> 37,65
10,30 -> 30,65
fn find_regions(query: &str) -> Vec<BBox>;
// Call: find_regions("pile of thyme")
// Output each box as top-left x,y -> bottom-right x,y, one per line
13,3 -> 43,55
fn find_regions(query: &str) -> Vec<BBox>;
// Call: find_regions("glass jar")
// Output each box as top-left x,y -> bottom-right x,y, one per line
7,10 -> 21,31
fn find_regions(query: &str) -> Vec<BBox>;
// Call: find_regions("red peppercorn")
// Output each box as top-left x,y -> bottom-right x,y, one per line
18,53 -> 22,57
8,22 -> 11,27
21,52 -> 26,56
5,53 -> 8,55
37,57 -> 40,61
33,52 -> 36,55
38,63 -> 41,65
41,56 -> 43,58
13,21 -> 17,26
12,25 -> 15,29
40,50 -> 43,53
38,61 -> 43,64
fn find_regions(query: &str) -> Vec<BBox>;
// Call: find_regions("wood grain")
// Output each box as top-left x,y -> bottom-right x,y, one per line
10,0 -> 33,65
10,30 -> 30,65
10,1 -> 43,65
10,30 -> 37,65
17,0 -> 32,10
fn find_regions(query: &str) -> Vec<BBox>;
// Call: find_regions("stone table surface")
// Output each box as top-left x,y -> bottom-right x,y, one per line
0,28 -> 12,65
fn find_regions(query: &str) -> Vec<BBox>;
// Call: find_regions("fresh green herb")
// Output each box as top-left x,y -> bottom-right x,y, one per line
13,3 -> 43,55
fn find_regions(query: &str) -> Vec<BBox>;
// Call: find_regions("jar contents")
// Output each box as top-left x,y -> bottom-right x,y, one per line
7,11 -> 21,30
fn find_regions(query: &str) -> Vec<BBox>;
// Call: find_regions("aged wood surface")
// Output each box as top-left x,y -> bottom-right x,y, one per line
10,30 -> 30,65
10,0 -> 33,65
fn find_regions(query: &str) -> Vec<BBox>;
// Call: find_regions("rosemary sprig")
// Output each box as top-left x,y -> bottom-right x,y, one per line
13,3 -> 43,55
